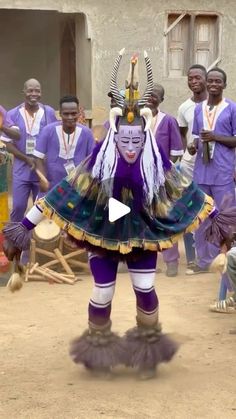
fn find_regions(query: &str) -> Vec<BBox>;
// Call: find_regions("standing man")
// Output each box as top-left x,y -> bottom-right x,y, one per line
6,78 -> 57,222
148,84 -> 184,277
187,67 -> 236,274
34,95 -> 95,192
177,64 -> 208,272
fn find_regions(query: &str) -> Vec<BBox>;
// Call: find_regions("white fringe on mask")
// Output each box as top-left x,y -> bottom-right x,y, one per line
92,128 -> 118,181
141,129 -> 165,205
91,127 -> 165,204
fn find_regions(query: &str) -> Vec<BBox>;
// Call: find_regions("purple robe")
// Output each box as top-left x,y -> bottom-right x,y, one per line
192,98 -> 236,185
152,112 -> 183,159
34,121 -> 95,188
7,103 -> 57,181
192,98 -> 236,268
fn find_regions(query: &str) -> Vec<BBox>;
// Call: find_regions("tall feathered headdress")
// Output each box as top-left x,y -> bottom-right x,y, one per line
92,48 -> 165,205
109,48 -> 153,131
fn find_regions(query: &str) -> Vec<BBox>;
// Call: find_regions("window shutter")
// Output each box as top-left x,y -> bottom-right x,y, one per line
167,14 -> 190,76
194,15 -> 218,68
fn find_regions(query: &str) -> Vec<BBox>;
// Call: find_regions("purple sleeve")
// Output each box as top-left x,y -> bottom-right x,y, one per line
168,116 -> 184,155
85,128 -> 95,155
45,106 -> 57,124
192,106 -> 200,136
34,125 -> 50,157
230,102 -> 236,135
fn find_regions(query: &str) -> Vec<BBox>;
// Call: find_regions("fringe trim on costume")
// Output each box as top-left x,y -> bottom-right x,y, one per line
2,222 -> 31,251
39,194 -> 213,254
69,329 -> 126,369
122,324 -> 179,368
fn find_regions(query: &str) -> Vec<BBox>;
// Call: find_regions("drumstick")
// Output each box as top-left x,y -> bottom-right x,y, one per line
35,168 -> 50,190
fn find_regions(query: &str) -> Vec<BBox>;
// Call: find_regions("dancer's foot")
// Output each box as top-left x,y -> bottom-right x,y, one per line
85,364 -> 113,378
138,367 -> 157,380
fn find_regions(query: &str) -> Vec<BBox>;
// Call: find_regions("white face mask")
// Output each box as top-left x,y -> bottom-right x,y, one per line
115,125 -> 145,164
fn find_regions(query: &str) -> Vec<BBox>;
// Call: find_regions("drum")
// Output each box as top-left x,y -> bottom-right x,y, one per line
62,232 -> 88,270
33,219 -> 61,265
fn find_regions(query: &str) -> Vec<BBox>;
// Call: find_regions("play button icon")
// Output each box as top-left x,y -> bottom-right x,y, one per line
108,197 -> 131,222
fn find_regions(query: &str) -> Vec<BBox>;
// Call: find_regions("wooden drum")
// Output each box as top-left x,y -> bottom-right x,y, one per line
33,219 -> 61,265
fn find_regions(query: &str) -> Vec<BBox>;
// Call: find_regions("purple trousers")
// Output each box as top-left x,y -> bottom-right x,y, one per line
11,178 -> 39,222
162,243 -> 180,265
195,182 -> 235,268
88,251 -> 158,327
11,178 -> 39,265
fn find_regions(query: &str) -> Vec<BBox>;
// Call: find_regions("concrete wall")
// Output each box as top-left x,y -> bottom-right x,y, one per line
75,13 -> 92,110
0,9 -> 60,109
0,0 -> 236,122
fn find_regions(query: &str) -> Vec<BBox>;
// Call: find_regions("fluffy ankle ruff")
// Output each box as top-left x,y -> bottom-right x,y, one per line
69,328 -> 126,369
3,222 -> 31,251
123,324 -> 179,369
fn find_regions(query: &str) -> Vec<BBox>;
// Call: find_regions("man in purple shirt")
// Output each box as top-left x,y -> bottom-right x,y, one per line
6,78 -> 57,222
188,67 -> 236,274
148,84 -> 184,162
148,84 -> 183,277
34,95 -> 95,193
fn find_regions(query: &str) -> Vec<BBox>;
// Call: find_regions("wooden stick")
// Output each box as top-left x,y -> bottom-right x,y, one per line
36,248 -> 55,258
25,268 -> 29,282
34,267 -> 63,284
41,259 -> 60,269
30,239 -> 36,265
29,262 -> 39,274
59,235 -> 64,252
68,259 -> 90,270
28,274 -> 48,281
53,248 -> 74,275
35,168 -> 50,190
44,268 -> 75,284
34,266 -> 75,284
63,249 -> 86,259
40,249 -> 87,269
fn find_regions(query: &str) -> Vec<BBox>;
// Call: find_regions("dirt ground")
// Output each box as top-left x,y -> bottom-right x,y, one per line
1,244 -> 236,419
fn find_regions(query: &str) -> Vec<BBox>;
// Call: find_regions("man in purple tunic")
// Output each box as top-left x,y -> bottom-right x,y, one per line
148,84 -> 184,277
188,67 -> 236,273
33,95 -> 95,192
6,78 -> 57,222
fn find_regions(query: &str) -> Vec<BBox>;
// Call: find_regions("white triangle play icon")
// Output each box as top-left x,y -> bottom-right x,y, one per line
108,197 -> 131,222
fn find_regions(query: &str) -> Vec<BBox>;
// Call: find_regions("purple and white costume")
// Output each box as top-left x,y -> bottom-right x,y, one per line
193,98 -> 236,268
7,103 -> 57,221
4,51 -> 236,379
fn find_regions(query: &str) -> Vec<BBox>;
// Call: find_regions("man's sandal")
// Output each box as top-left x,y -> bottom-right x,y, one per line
209,297 -> 236,314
